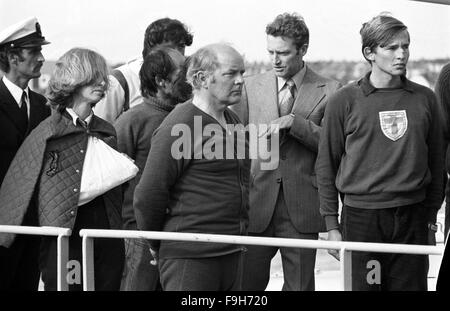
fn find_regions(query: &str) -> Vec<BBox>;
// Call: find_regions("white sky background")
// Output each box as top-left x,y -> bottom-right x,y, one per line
0,0 -> 449,63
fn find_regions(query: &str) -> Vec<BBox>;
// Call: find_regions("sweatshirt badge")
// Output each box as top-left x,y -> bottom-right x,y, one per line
379,110 -> 408,141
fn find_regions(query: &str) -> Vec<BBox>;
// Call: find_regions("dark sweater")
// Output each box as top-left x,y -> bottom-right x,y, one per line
133,100 -> 250,259
114,97 -> 175,230
316,73 -> 445,231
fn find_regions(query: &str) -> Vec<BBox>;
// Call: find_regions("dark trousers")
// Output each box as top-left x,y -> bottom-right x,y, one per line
437,237 -> 450,291
159,251 -> 244,291
120,238 -> 160,291
445,202 -> 450,241
0,235 -> 40,291
0,204 -> 40,291
342,203 -> 429,291
242,189 -> 318,291
39,197 -> 124,291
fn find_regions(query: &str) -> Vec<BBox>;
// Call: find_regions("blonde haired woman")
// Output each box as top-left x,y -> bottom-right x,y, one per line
0,48 -> 124,291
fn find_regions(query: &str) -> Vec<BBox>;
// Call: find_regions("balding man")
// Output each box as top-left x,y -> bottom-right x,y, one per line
134,44 -> 250,291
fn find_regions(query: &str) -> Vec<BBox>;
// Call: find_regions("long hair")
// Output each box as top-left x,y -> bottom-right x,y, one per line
46,48 -> 109,112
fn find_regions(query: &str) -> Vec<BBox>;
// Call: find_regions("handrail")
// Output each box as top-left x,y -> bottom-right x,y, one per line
79,229 -> 445,291
0,225 -> 71,236
0,225 -> 72,291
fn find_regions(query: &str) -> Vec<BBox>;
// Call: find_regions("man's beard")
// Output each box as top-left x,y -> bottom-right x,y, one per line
171,79 -> 193,103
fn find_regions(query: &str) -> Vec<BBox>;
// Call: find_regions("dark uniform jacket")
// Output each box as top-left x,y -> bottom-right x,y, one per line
0,79 -> 50,186
0,111 -> 122,247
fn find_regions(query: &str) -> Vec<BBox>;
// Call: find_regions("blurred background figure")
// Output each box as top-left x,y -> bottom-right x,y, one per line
94,17 -> 193,123
436,62 -> 450,292
0,48 -> 125,291
435,62 -> 450,240
0,16 -> 51,291
114,45 -> 191,291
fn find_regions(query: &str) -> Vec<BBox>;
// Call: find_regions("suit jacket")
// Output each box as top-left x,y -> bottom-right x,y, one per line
233,65 -> 341,234
0,79 -> 50,186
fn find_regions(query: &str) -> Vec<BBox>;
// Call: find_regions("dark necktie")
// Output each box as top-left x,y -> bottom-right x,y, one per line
20,91 -> 28,129
279,79 -> 296,117
77,118 -> 88,129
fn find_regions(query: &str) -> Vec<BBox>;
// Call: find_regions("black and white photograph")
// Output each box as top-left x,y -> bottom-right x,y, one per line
0,0 -> 450,298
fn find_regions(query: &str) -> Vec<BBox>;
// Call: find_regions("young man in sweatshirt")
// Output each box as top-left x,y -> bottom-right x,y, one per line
316,14 -> 444,291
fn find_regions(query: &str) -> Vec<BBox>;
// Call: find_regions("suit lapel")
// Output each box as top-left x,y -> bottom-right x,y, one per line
250,71 -> 279,124
0,79 -> 28,135
292,66 -> 326,119
28,90 -> 47,131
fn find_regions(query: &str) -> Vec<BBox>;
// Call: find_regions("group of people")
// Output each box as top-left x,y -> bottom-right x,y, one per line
0,11 -> 449,291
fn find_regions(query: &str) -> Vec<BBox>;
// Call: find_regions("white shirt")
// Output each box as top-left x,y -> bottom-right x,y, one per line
93,57 -> 143,123
2,76 -> 30,118
66,108 -> 93,126
276,63 -> 307,96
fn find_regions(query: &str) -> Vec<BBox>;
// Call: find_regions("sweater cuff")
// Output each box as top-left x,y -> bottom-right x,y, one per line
427,208 -> 439,224
324,215 -> 340,231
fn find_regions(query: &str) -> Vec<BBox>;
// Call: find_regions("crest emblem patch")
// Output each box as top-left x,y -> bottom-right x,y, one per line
379,110 -> 408,141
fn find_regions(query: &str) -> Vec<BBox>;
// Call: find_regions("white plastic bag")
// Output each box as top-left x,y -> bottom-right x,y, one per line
78,136 -> 138,206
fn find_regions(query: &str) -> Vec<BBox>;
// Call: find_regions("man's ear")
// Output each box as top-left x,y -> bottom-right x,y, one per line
299,44 -> 308,57
363,47 -> 375,62
196,71 -> 210,88
7,52 -> 19,66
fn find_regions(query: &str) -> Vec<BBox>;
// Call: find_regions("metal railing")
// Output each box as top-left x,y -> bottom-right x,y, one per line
79,229 -> 445,291
0,225 -> 72,291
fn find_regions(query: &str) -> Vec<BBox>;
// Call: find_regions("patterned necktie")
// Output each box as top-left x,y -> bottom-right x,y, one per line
77,118 -> 88,129
20,91 -> 28,128
279,79 -> 296,117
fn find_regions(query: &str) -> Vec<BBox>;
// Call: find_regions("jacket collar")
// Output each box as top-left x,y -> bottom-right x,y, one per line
144,96 -> 176,113
54,110 -> 116,138
2,76 -> 29,106
277,62 -> 307,92
65,108 -> 94,126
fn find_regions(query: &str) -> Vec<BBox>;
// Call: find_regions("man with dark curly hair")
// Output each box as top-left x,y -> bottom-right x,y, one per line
94,18 -> 193,123
114,46 -> 191,291
232,13 -> 341,291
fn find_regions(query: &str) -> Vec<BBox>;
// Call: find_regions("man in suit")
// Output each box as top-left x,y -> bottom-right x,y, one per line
232,13 -> 340,291
0,17 -> 51,290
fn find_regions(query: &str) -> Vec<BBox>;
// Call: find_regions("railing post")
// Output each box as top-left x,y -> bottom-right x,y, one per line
340,247 -> 352,291
82,235 -> 95,291
57,234 -> 69,291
